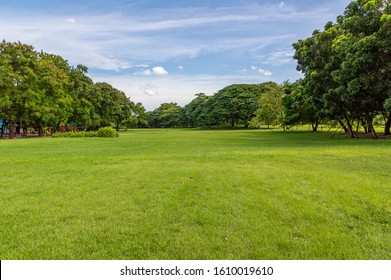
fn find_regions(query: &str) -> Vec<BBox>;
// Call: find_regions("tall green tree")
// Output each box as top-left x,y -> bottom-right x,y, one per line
0,41 -> 40,138
211,84 -> 265,127
148,103 -> 182,128
30,52 -> 74,135
67,64 -> 96,129
92,82 -> 120,128
179,93 -> 210,127
330,0 -> 391,138
293,22 -> 341,132
131,102 -> 148,128
375,1 -> 391,135
292,0 -> 391,138
252,83 -> 284,129
112,91 -> 137,131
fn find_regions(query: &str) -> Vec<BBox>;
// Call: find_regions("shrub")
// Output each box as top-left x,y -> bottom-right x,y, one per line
85,131 -> 98,137
51,129 -> 114,138
97,127 -> 119,138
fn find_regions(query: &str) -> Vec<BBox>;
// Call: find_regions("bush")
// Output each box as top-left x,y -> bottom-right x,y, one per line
51,128 -> 118,138
85,131 -> 98,137
97,127 -> 119,138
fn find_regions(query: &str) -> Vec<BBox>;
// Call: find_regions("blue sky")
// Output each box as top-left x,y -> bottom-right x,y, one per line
0,0 -> 351,110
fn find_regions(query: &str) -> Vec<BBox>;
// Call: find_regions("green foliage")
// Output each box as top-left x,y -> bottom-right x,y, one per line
148,102 -> 182,128
179,93 -> 211,127
179,83 -> 277,128
211,84 -> 265,127
51,131 -> 98,138
281,80 -> 322,131
0,40 -> 144,138
385,98 -> 391,112
97,126 -> 119,138
0,41 -> 41,137
251,83 -> 284,128
51,127 -> 119,138
292,0 -> 391,138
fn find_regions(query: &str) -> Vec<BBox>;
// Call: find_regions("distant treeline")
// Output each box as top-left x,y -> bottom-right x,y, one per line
1,1 -> 390,139
147,82 -> 284,129
147,0 -> 391,139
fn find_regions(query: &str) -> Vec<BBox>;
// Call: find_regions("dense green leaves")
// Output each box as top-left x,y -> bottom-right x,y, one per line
96,126 -> 119,138
251,83 -> 284,128
291,0 -> 391,138
212,84 -> 264,127
148,103 -> 182,128
176,83 -> 281,128
0,40 -> 144,138
0,41 -> 40,137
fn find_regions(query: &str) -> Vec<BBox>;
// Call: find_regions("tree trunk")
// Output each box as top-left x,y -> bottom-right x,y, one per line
366,113 -> 378,139
311,120 -> 320,132
338,120 -> 349,133
384,113 -> 391,136
8,119 -> 15,139
369,124 -> 378,139
363,123 -> 368,134
38,126 -> 42,137
345,117 -> 355,138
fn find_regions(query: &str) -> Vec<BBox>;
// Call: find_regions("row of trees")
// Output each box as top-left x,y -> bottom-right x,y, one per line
147,83 -> 284,129
285,0 -> 391,138
2,1 -> 390,138
1,40 -> 283,136
0,40 -> 147,138
146,1 -> 391,137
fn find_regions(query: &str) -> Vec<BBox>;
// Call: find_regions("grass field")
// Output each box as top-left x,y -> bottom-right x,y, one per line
0,129 -> 390,259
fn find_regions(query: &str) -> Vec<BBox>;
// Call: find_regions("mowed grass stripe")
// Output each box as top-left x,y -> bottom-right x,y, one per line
0,129 -> 390,259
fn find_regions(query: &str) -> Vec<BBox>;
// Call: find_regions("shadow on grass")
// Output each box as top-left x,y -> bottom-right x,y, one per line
213,129 -> 390,149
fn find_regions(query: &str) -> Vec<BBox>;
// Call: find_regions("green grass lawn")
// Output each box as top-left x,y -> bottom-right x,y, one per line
0,129 -> 390,259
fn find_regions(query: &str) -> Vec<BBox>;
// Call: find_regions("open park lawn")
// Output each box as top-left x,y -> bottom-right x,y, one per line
0,129 -> 390,259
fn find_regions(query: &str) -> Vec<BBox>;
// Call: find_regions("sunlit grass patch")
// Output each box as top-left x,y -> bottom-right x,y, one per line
0,129 -> 390,259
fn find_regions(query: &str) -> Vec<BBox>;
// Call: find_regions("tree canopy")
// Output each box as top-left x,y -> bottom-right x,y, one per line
0,40 -> 146,138
290,0 -> 391,138
174,83 -> 282,129
2,0 -> 391,139
148,102 -> 182,128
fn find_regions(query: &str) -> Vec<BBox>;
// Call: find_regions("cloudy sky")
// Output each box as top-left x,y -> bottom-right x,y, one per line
0,0 -> 351,110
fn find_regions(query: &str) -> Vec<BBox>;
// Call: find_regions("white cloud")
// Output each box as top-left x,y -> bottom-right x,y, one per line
141,66 -> 169,76
258,49 -> 295,65
78,49 -> 132,71
242,65 -> 272,77
141,70 -> 152,75
0,0 -> 348,101
259,69 -> 272,76
143,88 -> 158,96
128,14 -> 259,32
139,83 -> 159,96
0,1 -> 341,70
66,18 -> 76,24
